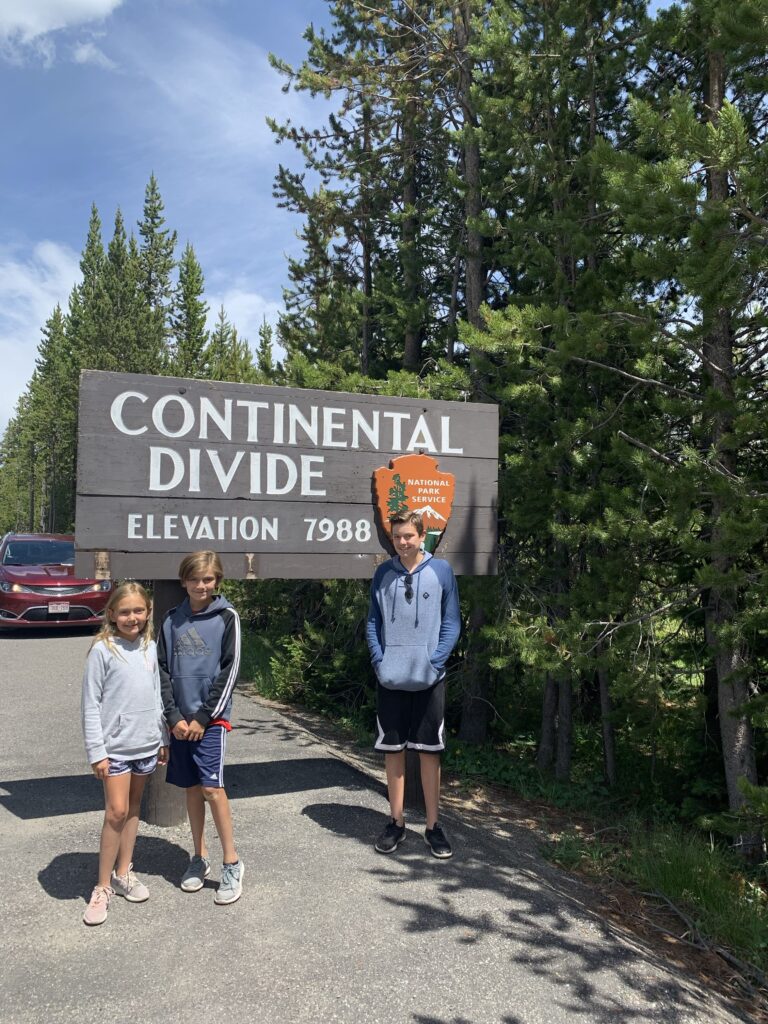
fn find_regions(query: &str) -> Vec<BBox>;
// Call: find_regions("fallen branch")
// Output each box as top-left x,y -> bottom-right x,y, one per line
641,890 -> 768,1002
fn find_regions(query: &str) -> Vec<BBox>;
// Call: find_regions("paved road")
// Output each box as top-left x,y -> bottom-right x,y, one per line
0,631 -> 749,1024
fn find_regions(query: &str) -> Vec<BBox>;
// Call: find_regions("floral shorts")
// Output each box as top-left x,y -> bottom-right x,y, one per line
107,754 -> 159,777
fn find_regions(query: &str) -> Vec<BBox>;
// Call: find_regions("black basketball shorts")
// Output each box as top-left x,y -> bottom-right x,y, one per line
374,679 -> 446,753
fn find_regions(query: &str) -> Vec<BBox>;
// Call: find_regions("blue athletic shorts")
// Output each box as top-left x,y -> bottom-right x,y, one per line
108,754 -> 159,777
166,726 -> 227,789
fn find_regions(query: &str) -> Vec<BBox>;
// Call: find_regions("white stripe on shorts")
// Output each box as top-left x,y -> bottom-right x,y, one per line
374,715 -> 407,752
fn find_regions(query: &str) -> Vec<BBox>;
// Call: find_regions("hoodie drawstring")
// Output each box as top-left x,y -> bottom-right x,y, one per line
390,568 -> 421,626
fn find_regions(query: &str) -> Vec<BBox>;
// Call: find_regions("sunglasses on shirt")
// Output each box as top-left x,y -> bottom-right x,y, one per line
404,574 -> 414,603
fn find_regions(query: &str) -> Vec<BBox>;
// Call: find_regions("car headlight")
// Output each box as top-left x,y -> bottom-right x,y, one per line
0,581 -> 11,593
100,580 -> 112,592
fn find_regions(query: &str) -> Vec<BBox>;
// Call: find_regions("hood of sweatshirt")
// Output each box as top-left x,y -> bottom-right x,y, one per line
177,593 -> 233,619
391,550 -> 433,576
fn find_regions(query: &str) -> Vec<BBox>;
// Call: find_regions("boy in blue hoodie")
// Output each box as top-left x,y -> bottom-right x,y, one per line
158,550 -> 244,904
366,512 -> 461,858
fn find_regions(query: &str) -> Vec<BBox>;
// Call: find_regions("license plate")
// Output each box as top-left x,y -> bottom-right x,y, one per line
49,602 -> 70,614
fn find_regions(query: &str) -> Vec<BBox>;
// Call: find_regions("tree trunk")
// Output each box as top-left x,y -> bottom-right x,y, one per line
597,666 -> 616,787
28,441 -> 35,532
457,601 -> 491,744
401,107 -> 421,370
142,578 -> 187,827
536,673 -> 558,771
400,6 -> 422,372
555,677 -> 573,782
702,50 -> 758,832
446,248 -> 461,363
360,101 -> 373,375
454,3 -> 483,331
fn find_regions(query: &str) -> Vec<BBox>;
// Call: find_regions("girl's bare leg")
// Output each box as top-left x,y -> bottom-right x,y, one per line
98,773 -> 131,887
114,772 -> 149,877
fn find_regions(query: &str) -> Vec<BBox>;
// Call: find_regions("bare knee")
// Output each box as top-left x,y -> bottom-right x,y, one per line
105,804 -> 129,830
201,786 -> 223,803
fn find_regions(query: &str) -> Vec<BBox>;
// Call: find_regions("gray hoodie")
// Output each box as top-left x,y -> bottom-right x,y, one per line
366,552 -> 461,691
81,636 -> 166,765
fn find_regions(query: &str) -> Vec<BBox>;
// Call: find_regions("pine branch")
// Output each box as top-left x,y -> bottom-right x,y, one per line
616,431 -> 679,465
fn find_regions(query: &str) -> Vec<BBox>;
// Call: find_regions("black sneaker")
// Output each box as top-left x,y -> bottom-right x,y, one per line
375,818 -> 406,854
424,822 -> 453,859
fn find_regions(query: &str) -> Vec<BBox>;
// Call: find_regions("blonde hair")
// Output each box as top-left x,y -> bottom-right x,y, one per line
178,550 -> 224,583
91,581 -> 153,653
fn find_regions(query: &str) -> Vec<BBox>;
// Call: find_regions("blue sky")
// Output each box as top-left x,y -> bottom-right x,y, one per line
0,0 -> 333,434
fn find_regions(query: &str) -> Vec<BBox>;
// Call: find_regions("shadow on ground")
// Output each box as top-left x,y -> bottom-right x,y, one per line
0,757 -> 376,820
38,834 -> 192,901
302,801 -> 750,1024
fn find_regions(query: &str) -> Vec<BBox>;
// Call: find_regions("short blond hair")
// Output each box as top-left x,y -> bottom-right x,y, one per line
178,550 -> 224,583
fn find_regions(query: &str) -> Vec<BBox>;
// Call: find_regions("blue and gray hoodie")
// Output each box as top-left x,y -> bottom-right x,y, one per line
158,594 -> 241,729
366,552 -> 461,691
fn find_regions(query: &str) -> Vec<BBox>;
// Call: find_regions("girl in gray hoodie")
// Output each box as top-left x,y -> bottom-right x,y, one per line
81,582 -> 168,925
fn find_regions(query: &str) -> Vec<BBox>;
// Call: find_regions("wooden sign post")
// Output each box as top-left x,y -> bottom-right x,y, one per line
141,578 -> 187,827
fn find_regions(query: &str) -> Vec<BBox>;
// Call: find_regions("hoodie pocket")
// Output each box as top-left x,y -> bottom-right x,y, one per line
376,644 -> 439,690
112,708 -> 162,753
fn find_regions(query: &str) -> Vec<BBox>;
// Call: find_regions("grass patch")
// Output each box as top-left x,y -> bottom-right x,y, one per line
546,822 -> 768,975
238,631 -> 277,693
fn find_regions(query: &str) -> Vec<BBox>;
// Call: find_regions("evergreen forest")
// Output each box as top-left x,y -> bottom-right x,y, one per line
2,0 -> 768,891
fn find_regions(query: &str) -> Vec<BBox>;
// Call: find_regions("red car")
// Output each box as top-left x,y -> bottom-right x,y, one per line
0,533 -> 111,629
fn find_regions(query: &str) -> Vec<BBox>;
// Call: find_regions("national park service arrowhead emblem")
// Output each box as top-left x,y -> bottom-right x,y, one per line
373,453 -> 456,553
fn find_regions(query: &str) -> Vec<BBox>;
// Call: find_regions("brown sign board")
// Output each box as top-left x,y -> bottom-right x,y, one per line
75,370 -> 499,580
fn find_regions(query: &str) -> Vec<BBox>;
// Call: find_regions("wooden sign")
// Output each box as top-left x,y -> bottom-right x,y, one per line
75,370 -> 499,579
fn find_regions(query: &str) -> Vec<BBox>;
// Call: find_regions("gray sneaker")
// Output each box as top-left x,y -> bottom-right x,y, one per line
83,885 -> 113,926
110,864 -> 149,903
180,855 -> 211,892
214,860 -> 244,905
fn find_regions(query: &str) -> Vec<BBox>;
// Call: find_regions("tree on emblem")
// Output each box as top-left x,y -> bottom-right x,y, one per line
387,474 -> 408,516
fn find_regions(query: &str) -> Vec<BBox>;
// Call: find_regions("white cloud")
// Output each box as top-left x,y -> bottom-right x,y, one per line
125,21 -> 329,162
0,0 -> 122,64
0,241 -> 81,432
72,39 -> 116,70
0,0 -> 122,40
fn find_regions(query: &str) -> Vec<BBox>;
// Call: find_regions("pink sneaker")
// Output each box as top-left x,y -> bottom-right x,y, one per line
110,864 -> 149,903
83,885 -> 113,926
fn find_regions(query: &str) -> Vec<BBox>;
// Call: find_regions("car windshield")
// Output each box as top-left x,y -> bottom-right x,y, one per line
3,540 -> 75,566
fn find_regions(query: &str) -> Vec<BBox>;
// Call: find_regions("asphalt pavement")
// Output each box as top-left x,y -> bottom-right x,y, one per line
0,630 -> 751,1024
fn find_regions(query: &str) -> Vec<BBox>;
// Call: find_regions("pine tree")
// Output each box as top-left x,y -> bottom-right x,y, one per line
270,1 -> 462,375
205,306 -> 259,383
25,307 -> 77,530
458,0 -> 650,766
596,0 -> 768,829
257,319 -> 276,378
137,173 -> 177,370
169,242 -> 209,377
